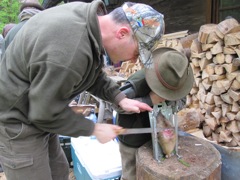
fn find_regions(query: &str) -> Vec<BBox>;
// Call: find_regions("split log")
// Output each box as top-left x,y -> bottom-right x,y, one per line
222,63 -> 238,73
205,51 -> 213,60
226,120 -> 239,133
222,103 -> 231,117
220,93 -> 233,104
210,41 -> 223,55
225,54 -> 234,63
231,101 -> 240,112
202,78 -> 212,91
228,89 -> 240,102
219,130 -> 232,143
203,124 -> 213,137
198,24 -> 217,43
236,112 -> 240,121
191,58 -> 200,67
190,38 -> 202,54
211,81 -> 227,95
223,46 -> 237,55
199,57 -> 211,70
213,95 -> 224,107
202,43 -> 214,51
226,112 -> 236,121
216,18 -> 239,39
209,74 -> 226,81
224,31 -> 240,46
205,117 -> 218,130
226,70 -> 239,81
214,64 -> 225,75
205,63 -> 215,75
201,69 -> 210,79
214,53 -> 225,64
231,79 -> 240,91
177,108 -> 202,131
211,111 -> 222,121
205,92 -> 214,104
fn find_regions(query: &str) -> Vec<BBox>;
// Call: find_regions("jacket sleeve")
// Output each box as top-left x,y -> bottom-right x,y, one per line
86,69 -> 126,105
28,60 -> 95,137
113,76 -> 153,114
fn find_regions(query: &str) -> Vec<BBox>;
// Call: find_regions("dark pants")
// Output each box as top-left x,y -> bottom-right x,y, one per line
0,122 -> 69,180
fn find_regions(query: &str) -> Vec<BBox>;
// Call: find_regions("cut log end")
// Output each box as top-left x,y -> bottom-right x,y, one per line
136,136 -> 221,180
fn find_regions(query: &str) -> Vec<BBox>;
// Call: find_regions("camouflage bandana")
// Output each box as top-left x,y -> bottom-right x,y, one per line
122,2 -> 165,68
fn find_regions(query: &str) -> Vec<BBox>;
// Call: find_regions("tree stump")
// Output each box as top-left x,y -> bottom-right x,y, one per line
136,135 -> 221,180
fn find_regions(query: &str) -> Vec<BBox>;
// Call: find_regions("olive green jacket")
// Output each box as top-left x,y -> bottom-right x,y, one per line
0,0 -> 124,137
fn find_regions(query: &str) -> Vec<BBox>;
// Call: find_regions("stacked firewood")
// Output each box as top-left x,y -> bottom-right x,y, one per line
186,18 -> 240,147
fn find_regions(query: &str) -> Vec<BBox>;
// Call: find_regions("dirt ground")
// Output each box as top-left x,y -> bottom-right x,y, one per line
0,168 -> 76,180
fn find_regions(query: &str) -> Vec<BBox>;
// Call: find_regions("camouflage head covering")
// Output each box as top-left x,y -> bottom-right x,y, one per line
122,2 -> 165,68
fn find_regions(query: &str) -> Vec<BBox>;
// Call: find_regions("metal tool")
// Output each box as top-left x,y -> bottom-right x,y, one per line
115,127 -> 164,135
115,101 -> 181,162
149,104 -> 163,163
172,101 -> 182,159
149,102 -> 181,162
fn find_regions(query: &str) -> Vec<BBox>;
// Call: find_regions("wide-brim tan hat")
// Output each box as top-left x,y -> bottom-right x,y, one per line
145,47 -> 194,101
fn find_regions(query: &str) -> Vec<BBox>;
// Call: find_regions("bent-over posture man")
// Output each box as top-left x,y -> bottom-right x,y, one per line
0,1 -> 164,180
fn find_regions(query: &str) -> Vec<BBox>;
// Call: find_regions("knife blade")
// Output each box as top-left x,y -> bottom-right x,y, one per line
115,127 -> 164,135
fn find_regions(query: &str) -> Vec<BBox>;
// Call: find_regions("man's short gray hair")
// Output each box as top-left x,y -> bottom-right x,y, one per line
109,7 -> 129,25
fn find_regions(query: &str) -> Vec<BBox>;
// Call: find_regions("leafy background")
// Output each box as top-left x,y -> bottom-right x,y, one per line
0,0 -> 44,33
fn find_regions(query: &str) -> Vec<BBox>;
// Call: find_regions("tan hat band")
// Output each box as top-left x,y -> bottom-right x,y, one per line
154,61 -> 180,90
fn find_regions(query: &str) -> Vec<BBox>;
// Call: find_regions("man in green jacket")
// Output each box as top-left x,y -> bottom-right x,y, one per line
0,1 -> 164,179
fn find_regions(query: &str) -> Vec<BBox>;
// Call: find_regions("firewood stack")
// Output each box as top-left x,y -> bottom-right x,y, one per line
186,17 -> 240,147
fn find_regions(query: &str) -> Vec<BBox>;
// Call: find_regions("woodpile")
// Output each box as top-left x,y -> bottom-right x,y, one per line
185,18 -> 240,147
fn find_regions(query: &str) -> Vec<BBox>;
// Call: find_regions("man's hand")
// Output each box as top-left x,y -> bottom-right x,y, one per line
92,123 -> 123,143
118,98 -> 153,113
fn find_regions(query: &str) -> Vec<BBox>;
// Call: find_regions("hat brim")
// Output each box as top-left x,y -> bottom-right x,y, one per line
145,47 -> 194,101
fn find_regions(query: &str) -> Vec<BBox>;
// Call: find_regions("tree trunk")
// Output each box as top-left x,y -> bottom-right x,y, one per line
136,136 -> 221,180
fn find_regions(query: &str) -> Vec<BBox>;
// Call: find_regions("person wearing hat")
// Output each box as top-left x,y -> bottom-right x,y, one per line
2,23 -> 16,38
117,47 -> 194,180
1,0 -> 44,57
0,1 -> 164,179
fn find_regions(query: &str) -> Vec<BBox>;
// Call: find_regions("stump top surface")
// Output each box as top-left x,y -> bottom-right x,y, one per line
137,135 -> 221,179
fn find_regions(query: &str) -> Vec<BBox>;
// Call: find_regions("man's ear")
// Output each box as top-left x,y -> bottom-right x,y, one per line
116,27 -> 131,39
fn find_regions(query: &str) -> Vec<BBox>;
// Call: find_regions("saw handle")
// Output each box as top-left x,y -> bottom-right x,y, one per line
115,129 -> 126,135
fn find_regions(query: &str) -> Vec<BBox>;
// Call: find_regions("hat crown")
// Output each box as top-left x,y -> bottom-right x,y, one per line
122,2 -> 165,68
155,50 -> 189,90
145,47 -> 194,101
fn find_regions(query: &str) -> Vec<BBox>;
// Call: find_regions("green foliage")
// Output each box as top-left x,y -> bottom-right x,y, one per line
0,0 -> 44,33
0,0 -> 20,33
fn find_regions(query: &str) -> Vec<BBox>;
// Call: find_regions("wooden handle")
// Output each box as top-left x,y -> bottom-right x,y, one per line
115,129 -> 126,135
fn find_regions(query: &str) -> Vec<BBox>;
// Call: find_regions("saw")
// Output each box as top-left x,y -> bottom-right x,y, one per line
115,127 -> 166,135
